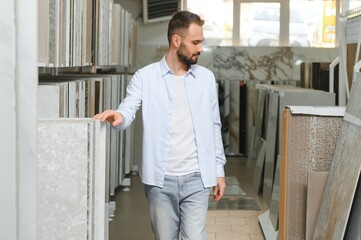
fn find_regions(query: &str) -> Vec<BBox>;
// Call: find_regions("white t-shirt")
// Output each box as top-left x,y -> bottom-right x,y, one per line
165,75 -> 200,176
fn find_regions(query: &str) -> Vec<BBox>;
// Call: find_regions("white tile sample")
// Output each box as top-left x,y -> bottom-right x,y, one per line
37,119 -> 106,240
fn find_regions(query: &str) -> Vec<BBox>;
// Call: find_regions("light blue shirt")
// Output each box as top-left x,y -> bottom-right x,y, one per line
115,56 -> 226,188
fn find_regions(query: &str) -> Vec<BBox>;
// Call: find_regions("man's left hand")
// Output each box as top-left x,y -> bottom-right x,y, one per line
212,177 -> 226,202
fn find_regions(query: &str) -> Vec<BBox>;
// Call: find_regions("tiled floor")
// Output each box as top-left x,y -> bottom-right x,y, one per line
206,210 -> 265,240
109,156 -> 268,240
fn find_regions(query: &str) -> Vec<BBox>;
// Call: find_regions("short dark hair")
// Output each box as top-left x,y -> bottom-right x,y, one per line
167,10 -> 204,44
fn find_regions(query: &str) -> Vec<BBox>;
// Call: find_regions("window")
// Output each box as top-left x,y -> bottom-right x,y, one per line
185,0 -> 338,47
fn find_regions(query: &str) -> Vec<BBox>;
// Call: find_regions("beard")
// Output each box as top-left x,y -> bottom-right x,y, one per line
176,43 -> 200,67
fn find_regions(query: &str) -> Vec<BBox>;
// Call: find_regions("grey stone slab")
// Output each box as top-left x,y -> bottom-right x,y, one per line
258,210 -> 278,240
313,78 -> 361,240
229,81 -> 241,154
38,0 -> 49,66
269,155 -> 281,231
250,88 -> 266,160
344,177 -> 361,240
252,138 -> 266,193
37,83 -> 68,118
246,83 -> 257,158
263,92 -> 279,205
48,0 -> 56,66
109,77 -> 120,195
102,77 -> 112,199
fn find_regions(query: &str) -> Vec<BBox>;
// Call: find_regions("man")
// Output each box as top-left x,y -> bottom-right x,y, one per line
94,10 -> 226,240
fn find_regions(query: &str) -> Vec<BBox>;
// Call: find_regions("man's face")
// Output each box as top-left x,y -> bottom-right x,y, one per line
176,23 -> 204,66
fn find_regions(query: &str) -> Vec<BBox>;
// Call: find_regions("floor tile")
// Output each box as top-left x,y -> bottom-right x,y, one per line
215,232 -> 251,240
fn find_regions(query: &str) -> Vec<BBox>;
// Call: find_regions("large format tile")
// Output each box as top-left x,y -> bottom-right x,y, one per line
313,78 -> 361,239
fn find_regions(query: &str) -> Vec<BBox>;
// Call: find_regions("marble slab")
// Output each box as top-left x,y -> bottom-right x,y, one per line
68,80 -> 86,118
269,155 -> 281,231
250,87 -> 266,160
0,1 -> 17,238
37,83 -> 68,118
344,177 -> 361,239
229,81 -> 241,154
313,78 -> 361,240
38,0 -> 49,66
1,1 -> 37,239
246,83 -> 257,158
258,210 -> 278,240
37,119 -> 106,240
263,92 -> 279,205
213,47 -> 337,82
252,138 -> 266,193
16,1 -> 38,238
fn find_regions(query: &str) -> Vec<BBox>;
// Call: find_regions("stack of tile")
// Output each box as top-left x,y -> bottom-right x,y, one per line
38,74 -> 137,196
38,0 -> 137,67
250,85 -> 336,206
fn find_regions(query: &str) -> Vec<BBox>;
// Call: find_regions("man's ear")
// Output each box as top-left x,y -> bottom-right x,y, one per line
172,34 -> 181,48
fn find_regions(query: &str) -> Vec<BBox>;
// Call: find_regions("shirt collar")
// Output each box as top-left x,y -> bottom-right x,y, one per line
160,55 -> 196,78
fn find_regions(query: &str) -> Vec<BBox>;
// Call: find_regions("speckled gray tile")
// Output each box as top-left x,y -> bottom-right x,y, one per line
280,107 -> 343,240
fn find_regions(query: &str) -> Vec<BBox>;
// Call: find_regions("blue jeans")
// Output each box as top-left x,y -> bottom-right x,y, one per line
144,172 -> 209,240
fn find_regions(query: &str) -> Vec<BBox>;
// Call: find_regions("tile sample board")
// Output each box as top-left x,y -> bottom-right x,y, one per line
37,119 -> 106,240
313,78 -> 361,240
279,106 -> 344,240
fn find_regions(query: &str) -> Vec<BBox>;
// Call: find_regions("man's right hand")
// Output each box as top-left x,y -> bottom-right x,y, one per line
93,110 -> 124,127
